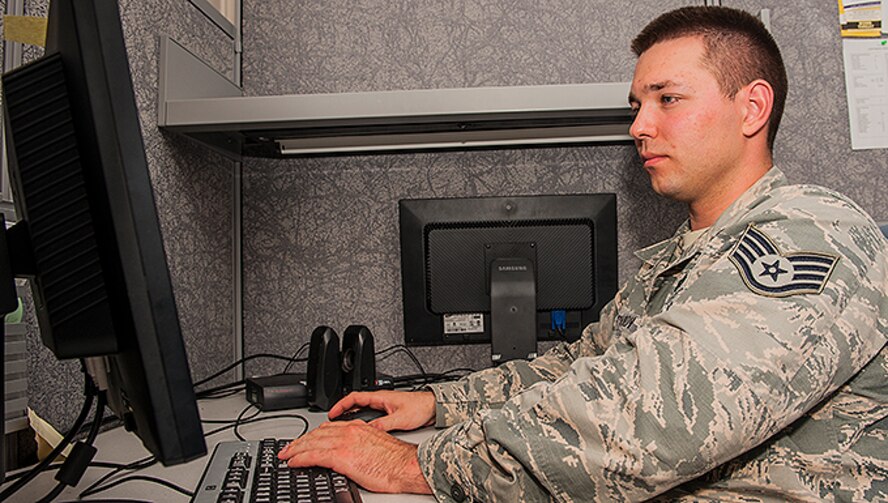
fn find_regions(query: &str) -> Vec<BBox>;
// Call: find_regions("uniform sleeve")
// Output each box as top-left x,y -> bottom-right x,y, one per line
426,299 -> 620,427
417,216 -> 888,502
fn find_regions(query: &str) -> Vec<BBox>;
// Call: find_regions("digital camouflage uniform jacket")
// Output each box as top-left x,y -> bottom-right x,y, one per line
417,168 -> 888,502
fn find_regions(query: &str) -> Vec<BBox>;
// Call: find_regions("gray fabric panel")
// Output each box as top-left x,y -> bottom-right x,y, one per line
241,147 -> 683,377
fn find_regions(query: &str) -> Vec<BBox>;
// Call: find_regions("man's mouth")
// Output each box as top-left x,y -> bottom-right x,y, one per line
641,153 -> 666,168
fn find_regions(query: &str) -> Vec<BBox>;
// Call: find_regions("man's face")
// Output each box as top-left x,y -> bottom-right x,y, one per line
628,36 -> 746,205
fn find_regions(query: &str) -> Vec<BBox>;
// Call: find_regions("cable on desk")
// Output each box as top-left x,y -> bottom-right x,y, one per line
391,373 -> 447,385
233,404 -> 258,441
195,379 -> 245,400
37,390 -> 107,503
375,344 -> 411,358
246,413 -> 310,440
192,353 -> 299,390
377,345 -> 479,389
198,386 -> 245,400
377,344 -> 427,376
75,456 -> 192,500
390,369 -> 476,391
0,368 -> 97,501
1,460 -> 142,484
35,478 -> 63,501
391,369 -> 474,383
203,417 -> 245,437
377,345 -> 430,387
78,474 -> 195,499
195,349 -> 314,400
206,388 -> 244,399
201,408 -> 310,441
392,368 -> 474,385
282,342 -> 311,374
77,455 -> 157,499
202,404 -> 262,426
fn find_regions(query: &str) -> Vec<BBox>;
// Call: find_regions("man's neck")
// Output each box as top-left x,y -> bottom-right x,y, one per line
688,160 -> 773,230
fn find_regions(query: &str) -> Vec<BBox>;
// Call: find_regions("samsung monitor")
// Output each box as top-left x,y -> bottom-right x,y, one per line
0,0 -> 206,478
399,194 -> 617,364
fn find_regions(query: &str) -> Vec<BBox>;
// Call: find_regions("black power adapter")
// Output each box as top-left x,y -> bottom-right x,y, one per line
245,373 -> 308,411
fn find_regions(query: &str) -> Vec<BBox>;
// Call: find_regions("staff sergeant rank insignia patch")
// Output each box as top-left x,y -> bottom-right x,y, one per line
729,225 -> 839,297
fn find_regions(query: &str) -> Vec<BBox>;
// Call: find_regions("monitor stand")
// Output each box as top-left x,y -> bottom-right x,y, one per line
489,257 -> 537,365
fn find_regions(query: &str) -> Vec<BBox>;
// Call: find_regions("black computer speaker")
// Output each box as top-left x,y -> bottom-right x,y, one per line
306,326 -> 342,411
341,325 -> 376,394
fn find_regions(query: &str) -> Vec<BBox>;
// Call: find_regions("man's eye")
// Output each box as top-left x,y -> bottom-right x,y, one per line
629,106 -> 640,116
661,95 -> 679,105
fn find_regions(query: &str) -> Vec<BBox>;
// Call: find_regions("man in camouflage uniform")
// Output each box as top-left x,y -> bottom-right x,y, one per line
279,6 -> 888,502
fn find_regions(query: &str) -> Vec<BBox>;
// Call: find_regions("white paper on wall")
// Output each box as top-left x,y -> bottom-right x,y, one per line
842,38 -> 888,149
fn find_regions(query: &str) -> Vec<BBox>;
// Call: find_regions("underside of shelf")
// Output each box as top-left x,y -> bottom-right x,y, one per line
157,37 -> 634,159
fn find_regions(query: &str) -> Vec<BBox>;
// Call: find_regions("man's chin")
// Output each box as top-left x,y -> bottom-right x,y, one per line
648,181 -> 686,202
648,178 -> 669,197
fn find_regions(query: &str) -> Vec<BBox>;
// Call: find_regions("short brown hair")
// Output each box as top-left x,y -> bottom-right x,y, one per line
632,7 -> 787,151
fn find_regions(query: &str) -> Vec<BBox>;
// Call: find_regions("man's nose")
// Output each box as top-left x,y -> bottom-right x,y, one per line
629,106 -> 654,140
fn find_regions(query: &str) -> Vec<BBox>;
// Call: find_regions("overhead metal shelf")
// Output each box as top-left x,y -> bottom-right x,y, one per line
157,37 -> 634,159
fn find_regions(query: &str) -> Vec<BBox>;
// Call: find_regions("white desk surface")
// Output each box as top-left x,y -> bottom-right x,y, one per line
3,393 -> 436,502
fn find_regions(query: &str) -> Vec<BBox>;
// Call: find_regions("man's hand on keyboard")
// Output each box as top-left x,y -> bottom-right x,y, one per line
277,421 -> 433,495
328,391 -> 436,432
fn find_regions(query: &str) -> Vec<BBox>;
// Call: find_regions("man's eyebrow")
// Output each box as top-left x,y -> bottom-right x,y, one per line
628,80 -> 683,103
646,80 -> 679,92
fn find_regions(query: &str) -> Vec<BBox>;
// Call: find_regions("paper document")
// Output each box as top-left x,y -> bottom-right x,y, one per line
842,38 -> 888,149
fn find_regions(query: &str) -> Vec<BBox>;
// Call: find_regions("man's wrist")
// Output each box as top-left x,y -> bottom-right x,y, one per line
420,391 -> 437,427
398,445 -> 433,494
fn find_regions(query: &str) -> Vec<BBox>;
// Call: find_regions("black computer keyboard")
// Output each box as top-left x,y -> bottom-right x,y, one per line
192,439 -> 362,503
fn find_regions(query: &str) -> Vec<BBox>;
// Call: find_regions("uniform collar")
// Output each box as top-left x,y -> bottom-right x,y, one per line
634,167 -> 786,266
709,166 -> 787,232
635,221 -> 688,265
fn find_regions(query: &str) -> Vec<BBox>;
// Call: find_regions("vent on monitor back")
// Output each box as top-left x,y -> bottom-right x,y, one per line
3,53 -> 116,357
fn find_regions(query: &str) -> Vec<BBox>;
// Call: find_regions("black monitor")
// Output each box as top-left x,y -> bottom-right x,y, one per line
399,194 -> 617,364
0,0 -> 206,480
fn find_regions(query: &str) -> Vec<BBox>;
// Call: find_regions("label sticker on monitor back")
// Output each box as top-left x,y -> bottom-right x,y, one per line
443,314 -> 484,334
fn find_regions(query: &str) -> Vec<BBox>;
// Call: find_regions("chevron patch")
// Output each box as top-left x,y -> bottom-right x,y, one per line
729,225 -> 839,297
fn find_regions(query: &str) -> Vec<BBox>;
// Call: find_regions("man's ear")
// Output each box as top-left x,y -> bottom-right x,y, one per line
740,79 -> 773,139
